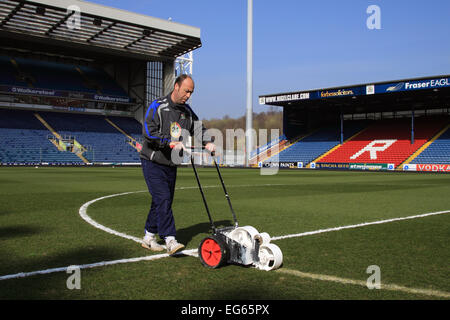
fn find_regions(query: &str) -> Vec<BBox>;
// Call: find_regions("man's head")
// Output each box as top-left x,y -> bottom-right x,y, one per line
171,74 -> 194,105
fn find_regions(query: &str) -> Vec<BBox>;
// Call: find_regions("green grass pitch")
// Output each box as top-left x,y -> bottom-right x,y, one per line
0,166 -> 449,300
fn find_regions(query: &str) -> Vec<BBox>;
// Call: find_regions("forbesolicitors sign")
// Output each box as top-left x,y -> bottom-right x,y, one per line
319,87 -> 364,99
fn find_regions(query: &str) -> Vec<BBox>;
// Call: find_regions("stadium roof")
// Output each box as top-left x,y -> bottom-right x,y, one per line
0,0 -> 201,61
259,75 -> 450,114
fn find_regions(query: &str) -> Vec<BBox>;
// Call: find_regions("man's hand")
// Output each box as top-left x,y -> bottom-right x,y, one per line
205,142 -> 216,154
169,141 -> 185,151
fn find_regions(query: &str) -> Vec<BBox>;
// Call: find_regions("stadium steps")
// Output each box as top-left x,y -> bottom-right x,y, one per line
34,113 -> 62,140
48,137 -> 65,151
258,130 -> 318,165
409,123 -> 450,165
38,112 -> 141,163
399,123 -> 450,169
307,126 -> 370,168
249,138 -> 289,166
73,146 -> 90,164
34,113 -> 90,164
105,117 -> 140,152
249,135 -> 286,165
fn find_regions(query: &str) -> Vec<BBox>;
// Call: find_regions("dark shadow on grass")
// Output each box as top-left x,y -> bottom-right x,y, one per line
0,246 -> 131,299
0,225 -> 45,240
176,220 -> 232,246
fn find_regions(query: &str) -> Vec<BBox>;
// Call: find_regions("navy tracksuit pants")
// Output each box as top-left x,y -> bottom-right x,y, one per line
141,158 -> 177,239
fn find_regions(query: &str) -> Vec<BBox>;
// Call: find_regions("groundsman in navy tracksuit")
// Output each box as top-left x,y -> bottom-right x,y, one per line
140,74 -> 216,255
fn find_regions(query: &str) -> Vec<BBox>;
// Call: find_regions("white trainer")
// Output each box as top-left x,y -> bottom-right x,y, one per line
166,238 -> 185,255
141,235 -> 165,252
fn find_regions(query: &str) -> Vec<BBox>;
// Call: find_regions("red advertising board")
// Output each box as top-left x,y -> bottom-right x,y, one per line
416,164 -> 450,172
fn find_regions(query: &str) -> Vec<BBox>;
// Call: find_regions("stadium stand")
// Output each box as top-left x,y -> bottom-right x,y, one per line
76,65 -> 128,97
0,53 -> 142,165
410,125 -> 450,164
259,74 -> 450,171
317,117 -> 448,167
265,120 -> 368,165
0,55 -> 128,98
0,108 -> 82,164
0,108 -> 142,165
0,0 -> 205,167
36,111 -> 141,163
0,56 -> 29,87
106,116 -> 142,142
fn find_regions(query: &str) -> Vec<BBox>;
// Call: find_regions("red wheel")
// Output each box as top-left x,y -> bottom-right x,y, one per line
198,236 -> 228,268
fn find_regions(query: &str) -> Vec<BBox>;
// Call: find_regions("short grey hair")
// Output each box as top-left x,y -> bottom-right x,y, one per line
174,74 -> 193,87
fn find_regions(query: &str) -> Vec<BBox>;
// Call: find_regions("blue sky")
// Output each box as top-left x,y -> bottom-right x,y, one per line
88,0 -> 450,120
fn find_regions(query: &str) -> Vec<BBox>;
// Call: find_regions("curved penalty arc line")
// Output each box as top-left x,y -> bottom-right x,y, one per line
77,184 -> 288,244
78,190 -> 146,244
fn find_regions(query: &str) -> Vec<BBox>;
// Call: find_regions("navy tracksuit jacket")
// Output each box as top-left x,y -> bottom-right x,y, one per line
140,94 -> 212,238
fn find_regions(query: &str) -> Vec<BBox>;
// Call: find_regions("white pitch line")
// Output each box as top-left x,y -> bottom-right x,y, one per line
0,249 -> 197,281
78,191 -> 146,244
2,208 -> 448,283
1,184 -> 285,281
277,268 -> 450,299
78,184 -> 288,244
271,210 -> 450,241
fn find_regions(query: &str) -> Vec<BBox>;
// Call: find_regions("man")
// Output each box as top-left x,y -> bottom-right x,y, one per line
140,74 -> 215,255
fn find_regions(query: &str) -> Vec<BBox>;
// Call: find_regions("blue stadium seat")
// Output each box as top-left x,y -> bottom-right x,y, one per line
38,111 -> 141,163
265,121 -> 368,165
0,55 -> 129,99
411,127 -> 450,164
0,109 -> 141,164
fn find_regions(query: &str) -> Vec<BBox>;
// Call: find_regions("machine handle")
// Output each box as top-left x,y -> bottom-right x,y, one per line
170,144 -> 215,156
171,143 -> 238,229
188,145 -> 215,157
